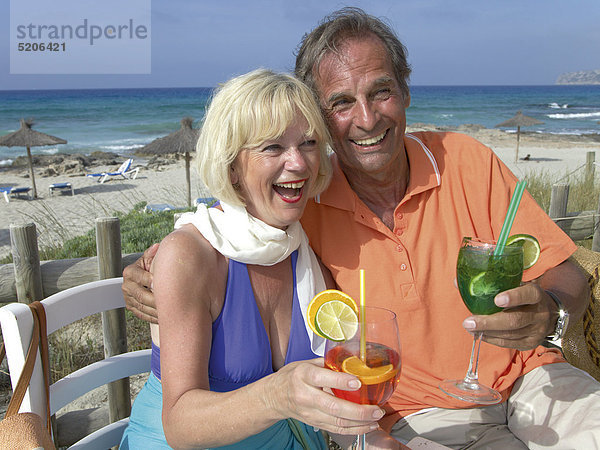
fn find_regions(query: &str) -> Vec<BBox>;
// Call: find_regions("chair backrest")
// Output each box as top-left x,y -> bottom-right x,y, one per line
0,277 -> 151,448
117,158 -> 133,174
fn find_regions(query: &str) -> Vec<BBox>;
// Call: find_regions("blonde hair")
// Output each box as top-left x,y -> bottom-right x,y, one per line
196,68 -> 332,205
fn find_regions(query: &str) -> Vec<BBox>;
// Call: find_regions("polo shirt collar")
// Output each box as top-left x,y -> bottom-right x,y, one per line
402,133 -> 442,203
314,132 -> 441,211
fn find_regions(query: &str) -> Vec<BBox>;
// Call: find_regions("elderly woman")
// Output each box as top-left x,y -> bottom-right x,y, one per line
119,69 -> 383,449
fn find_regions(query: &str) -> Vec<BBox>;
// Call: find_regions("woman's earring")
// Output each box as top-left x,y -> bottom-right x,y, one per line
230,166 -> 240,190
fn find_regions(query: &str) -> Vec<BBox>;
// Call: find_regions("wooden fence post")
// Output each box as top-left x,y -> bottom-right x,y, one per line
549,184 -> 570,231
9,223 -> 43,303
586,151 -> 596,182
95,217 -> 131,424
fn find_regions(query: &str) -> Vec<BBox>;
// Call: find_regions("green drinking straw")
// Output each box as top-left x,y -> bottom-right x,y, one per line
494,180 -> 527,256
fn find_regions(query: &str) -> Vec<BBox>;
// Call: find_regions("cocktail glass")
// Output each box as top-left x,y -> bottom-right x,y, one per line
439,237 -> 523,404
325,306 -> 401,449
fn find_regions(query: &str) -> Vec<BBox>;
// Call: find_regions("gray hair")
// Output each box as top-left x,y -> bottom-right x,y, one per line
294,7 -> 411,100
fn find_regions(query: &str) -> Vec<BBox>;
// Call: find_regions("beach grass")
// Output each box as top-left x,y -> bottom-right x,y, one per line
49,308 -> 153,382
0,201 -> 193,264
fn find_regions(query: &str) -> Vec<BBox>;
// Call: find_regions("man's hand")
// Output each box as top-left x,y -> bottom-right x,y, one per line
462,260 -> 589,351
462,282 -> 554,350
122,243 -> 159,323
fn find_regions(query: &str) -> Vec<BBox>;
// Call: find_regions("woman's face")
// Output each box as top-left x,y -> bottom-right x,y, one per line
231,115 -> 321,229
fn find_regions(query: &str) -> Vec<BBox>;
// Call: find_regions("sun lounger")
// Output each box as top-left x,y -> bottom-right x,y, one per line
1,186 -> 32,202
49,182 -> 74,196
86,158 -> 140,183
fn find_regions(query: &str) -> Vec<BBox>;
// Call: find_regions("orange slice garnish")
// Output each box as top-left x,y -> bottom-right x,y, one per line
341,356 -> 397,385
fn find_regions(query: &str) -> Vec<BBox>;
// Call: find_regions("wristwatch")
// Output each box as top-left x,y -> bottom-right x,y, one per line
545,290 -> 570,341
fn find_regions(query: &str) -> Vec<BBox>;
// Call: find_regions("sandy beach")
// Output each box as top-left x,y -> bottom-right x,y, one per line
1,126 -> 599,260
0,156 -> 212,260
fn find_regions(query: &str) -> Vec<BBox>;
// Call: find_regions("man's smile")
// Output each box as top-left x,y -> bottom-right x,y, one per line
351,130 -> 388,147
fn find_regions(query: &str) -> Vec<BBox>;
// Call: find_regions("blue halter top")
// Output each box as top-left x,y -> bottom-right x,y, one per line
150,250 -> 317,386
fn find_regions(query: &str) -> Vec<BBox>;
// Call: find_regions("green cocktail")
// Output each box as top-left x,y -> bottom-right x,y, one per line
440,237 -> 524,404
457,239 -> 523,315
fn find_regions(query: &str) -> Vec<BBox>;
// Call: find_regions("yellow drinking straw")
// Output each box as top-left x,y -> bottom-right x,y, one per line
359,269 -> 366,363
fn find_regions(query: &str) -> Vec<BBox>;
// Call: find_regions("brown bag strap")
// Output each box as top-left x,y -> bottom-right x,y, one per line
29,301 -> 52,435
4,302 -> 52,435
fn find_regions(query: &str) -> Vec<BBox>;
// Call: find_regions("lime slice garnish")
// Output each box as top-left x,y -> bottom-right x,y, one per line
314,300 -> 358,341
307,290 -> 358,336
341,356 -> 397,385
506,234 -> 540,269
469,272 -> 500,297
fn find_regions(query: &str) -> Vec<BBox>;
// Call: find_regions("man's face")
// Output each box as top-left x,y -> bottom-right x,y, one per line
314,35 -> 410,179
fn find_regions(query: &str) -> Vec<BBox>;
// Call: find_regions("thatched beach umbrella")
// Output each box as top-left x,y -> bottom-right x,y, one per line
137,117 -> 199,207
495,111 -> 544,163
0,119 -> 67,199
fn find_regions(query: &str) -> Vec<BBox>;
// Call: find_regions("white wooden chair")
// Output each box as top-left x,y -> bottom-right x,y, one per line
0,277 -> 151,449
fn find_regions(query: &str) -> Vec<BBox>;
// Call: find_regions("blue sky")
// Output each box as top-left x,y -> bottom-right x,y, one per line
2,0 -> 599,90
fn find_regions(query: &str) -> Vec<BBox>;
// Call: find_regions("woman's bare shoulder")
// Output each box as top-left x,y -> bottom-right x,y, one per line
151,224 -> 227,290
152,224 -> 227,314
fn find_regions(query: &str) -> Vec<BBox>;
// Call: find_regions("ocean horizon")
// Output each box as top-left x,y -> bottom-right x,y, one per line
1,84 -> 599,166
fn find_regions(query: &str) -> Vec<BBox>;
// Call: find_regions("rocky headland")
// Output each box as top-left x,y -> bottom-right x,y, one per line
556,69 -> 600,85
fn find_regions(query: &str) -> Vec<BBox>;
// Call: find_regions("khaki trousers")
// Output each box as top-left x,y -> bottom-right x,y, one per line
390,363 -> 600,449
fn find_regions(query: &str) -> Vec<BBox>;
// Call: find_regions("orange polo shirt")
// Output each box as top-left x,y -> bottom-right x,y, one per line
301,131 -> 575,430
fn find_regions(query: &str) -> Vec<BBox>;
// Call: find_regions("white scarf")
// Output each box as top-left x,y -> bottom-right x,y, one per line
175,201 -> 326,356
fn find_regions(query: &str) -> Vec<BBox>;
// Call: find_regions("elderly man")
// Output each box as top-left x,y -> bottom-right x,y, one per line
124,8 -> 599,448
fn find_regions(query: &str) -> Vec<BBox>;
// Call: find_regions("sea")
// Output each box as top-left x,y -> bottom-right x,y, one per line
1,84 -> 599,167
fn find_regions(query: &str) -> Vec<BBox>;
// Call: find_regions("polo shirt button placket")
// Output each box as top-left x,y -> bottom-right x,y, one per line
394,229 -> 404,252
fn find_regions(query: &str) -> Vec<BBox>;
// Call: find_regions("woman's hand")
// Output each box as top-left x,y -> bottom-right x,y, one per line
264,358 -> 384,436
